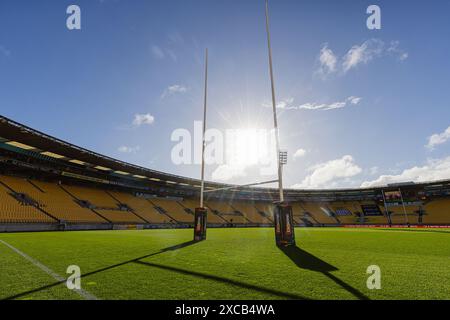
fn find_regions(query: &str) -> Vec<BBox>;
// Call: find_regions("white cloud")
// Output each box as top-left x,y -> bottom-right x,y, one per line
151,45 -> 165,59
348,96 -> 362,105
315,39 -> 408,76
276,97 -> 294,109
161,84 -> 187,98
292,155 -> 362,189
298,101 -> 345,111
296,96 -> 362,111
426,126 -> 450,150
118,146 -> 140,153
342,39 -> 385,72
387,40 -> 409,61
340,39 -> 408,73
317,44 -> 337,75
211,164 -> 247,182
262,97 -> 294,109
265,96 -> 361,112
293,148 -> 307,159
361,156 -> 450,188
132,113 -> 155,126
151,33 -> 182,62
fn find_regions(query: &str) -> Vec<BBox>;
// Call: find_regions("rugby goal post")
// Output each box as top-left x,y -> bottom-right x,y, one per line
194,48 -> 209,241
265,0 -> 295,246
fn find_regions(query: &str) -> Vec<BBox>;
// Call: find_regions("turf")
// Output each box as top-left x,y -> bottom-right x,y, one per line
0,227 -> 449,300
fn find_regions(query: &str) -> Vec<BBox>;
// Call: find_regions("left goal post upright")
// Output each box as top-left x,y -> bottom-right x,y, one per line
194,48 -> 209,242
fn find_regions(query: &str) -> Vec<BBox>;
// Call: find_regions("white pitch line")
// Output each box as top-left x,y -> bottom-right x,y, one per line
0,239 -> 98,300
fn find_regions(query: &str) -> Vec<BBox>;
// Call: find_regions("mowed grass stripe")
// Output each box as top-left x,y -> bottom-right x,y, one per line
0,228 -> 449,300
0,239 -> 98,300
0,239 -> 82,300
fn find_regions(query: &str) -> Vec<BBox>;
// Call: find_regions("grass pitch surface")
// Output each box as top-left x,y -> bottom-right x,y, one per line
0,227 -> 449,300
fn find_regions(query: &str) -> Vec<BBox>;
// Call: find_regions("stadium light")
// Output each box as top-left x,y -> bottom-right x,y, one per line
94,165 -> 111,171
41,151 -> 66,159
69,159 -> 86,165
114,171 -> 130,176
265,0 -> 295,246
5,141 -> 36,150
279,150 -> 288,165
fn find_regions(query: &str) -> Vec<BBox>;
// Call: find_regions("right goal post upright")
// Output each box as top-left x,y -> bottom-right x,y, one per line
274,202 -> 296,246
264,0 -> 296,246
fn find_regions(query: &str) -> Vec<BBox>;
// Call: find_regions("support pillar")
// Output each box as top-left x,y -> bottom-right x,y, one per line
274,202 -> 296,246
194,207 -> 207,241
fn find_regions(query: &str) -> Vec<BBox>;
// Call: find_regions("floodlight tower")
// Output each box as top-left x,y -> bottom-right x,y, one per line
194,48 -> 209,241
264,0 -> 296,246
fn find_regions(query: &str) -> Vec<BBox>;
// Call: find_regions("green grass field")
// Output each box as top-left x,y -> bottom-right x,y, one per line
0,227 -> 449,300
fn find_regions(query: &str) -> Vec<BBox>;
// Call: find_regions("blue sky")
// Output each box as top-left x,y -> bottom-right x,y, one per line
1,0 -> 450,189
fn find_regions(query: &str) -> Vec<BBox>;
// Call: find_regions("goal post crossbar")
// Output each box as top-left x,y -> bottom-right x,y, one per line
203,179 -> 279,194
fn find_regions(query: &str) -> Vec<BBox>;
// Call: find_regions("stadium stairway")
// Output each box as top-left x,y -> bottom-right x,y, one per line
205,200 -> 248,224
253,202 -> 274,223
181,199 -> 227,224
293,202 -> 337,225
61,185 -> 145,224
329,202 -> 359,224
29,179 -> 108,224
108,191 -> 173,224
151,198 -> 194,224
148,199 -> 183,224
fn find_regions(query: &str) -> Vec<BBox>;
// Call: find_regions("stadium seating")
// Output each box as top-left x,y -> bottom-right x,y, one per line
330,202 -> 359,224
253,202 -> 274,223
387,205 -> 419,224
28,179 -> 107,223
63,185 -> 118,207
151,198 -> 194,223
357,202 -> 389,224
424,199 -> 450,224
231,201 -> 271,224
206,200 -> 248,224
0,175 -> 107,223
0,173 -> 449,227
293,202 -> 337,224
181,199 -> 226,224
0,176 -> 55,223
95,209 -> 145,224
62,185 -> 145,224
287,204 -> 309,225
108,191 -> 171,224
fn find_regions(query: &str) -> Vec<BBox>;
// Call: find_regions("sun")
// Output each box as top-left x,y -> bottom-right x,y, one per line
225,128 -> 275,168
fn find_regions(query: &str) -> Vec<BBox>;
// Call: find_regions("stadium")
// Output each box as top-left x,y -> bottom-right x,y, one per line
1,115 -> 450,230
1,0 -> 449,306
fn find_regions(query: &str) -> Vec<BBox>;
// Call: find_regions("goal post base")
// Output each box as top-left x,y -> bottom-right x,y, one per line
274,202 -> 296,246
194,207 -> 207,241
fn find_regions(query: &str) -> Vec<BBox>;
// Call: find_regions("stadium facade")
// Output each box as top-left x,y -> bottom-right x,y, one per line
0,115 -> 449,232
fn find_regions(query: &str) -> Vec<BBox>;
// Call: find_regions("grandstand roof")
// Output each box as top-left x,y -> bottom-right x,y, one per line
1,115 -> 450,201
